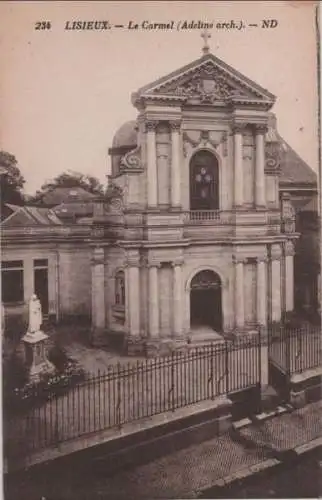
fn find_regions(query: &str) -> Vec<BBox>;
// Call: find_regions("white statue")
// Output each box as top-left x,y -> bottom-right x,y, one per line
28,294 -> 42,333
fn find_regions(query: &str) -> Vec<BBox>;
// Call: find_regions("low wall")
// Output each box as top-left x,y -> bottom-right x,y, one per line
5,396 -> 232,475
290,367 -> 322,408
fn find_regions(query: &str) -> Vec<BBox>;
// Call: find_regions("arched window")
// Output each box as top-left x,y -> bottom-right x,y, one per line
115,270 -> 125,307
189,150 -> 219,210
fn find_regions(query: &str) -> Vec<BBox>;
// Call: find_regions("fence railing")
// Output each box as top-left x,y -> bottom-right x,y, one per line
268,323 -> 322,375
4,337 -> 260,458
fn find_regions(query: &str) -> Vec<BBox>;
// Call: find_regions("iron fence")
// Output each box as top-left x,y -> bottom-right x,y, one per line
268,323 -> 322,375
4,336 -> 260,458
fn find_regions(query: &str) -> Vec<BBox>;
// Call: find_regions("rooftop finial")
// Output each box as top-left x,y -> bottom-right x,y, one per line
201,28 -> 211,55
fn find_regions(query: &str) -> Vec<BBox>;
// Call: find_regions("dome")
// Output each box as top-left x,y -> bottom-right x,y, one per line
112,120 -> 137,149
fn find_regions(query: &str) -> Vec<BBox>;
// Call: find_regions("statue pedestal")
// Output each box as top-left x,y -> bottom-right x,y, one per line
22,330 -> 55,383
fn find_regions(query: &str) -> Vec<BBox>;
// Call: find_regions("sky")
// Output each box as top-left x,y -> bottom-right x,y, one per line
0,1 -> 319,195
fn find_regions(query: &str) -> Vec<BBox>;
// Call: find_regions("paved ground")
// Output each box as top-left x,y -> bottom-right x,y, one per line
4,400 -> 322,500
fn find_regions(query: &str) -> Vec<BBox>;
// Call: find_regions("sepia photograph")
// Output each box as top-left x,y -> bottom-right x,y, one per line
1,1 -> 321,498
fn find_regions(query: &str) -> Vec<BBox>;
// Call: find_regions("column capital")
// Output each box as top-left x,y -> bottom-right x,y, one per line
232,123 -> 247,135
254,124 -> 268,135
170,258 -> 184,268
147,261 -> 161,269
232,255 -> 247,264
145,120 -> 158,132
256,255 -> 268,263
271,243 -> 282,261
125,250 -> 141,267
91,247 -> 105,265
284,240 -> 295,256
169,120 -> 182,131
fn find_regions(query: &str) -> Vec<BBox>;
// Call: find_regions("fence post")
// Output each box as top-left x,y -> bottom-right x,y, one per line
258,326 -> 262,413
116,362 -> 122,429
210,343 -> 214,400
225,340 -> 229,394
285,324 -> 291,403
171,351 -> 175,412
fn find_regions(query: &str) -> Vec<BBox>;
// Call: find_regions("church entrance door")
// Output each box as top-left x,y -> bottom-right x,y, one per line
190,270 -> 222,331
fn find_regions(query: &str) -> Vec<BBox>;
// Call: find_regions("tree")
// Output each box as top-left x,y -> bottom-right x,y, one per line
0,151 -> 25,205
30,170 -> 105,202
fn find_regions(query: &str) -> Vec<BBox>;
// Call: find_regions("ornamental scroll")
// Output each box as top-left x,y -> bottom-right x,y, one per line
105,182 -> 124,214
120,145 -> 143,173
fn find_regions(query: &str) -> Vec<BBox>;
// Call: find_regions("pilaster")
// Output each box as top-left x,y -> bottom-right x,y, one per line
232,124 -> 245,208
126,252 -> 141,337
233,255 -> 246,329
256,256 -> 267,326
91,247 -> 106,345
284,240 -> 295,312
270,244 -> 282,322
146,120 -> 158,208
171,259 -> 183,337
148,263 -> 160,337
170,120 -> 181,208
255,125 -> 267,208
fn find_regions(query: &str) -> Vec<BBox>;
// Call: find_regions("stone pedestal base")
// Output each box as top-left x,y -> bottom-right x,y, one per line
126,336 -> 189,358
22,330 -> 55,383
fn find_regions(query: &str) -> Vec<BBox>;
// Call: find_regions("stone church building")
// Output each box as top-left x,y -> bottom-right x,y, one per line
91,47 -> 298,355
2,46 -> 318,356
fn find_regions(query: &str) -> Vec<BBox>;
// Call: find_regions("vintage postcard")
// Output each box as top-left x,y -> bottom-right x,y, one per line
1,1 -> 321,499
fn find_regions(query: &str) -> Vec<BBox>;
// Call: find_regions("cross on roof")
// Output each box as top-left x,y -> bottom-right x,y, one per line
201,28 -> 211,55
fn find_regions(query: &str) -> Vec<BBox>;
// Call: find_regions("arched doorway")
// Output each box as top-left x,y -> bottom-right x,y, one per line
190,270 -> 222,331
189,150 -> 219,210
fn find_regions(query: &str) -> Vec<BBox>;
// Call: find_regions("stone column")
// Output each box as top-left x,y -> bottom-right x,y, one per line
257,257 -> 267,326
170,120 -> 181,208
271,244 -> 282,322
234,256 -> 245,329
172,261 -> 183,336
255,125 -> 267,207
146,120 -> 158,208
148,264 -> 159,337
233,124 -> 244,208
128,263 -> 140,336
285,240 -> 295,312
91,247 -> 106,343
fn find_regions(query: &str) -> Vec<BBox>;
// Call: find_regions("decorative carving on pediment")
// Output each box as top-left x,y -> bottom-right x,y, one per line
154,63 -> 251,104
182,130 -> 228,157
120,145 -> 143,172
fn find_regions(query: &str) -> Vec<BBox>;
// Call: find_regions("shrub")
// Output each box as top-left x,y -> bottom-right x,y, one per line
3,344 -> 85,416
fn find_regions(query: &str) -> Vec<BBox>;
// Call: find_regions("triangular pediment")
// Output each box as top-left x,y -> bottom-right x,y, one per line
134,53 -> 275,107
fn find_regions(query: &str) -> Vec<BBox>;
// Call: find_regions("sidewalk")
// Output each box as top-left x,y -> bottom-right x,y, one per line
5,400 -> 322,500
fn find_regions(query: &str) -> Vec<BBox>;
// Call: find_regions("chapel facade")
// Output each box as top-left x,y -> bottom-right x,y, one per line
90,48 -> 298,355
